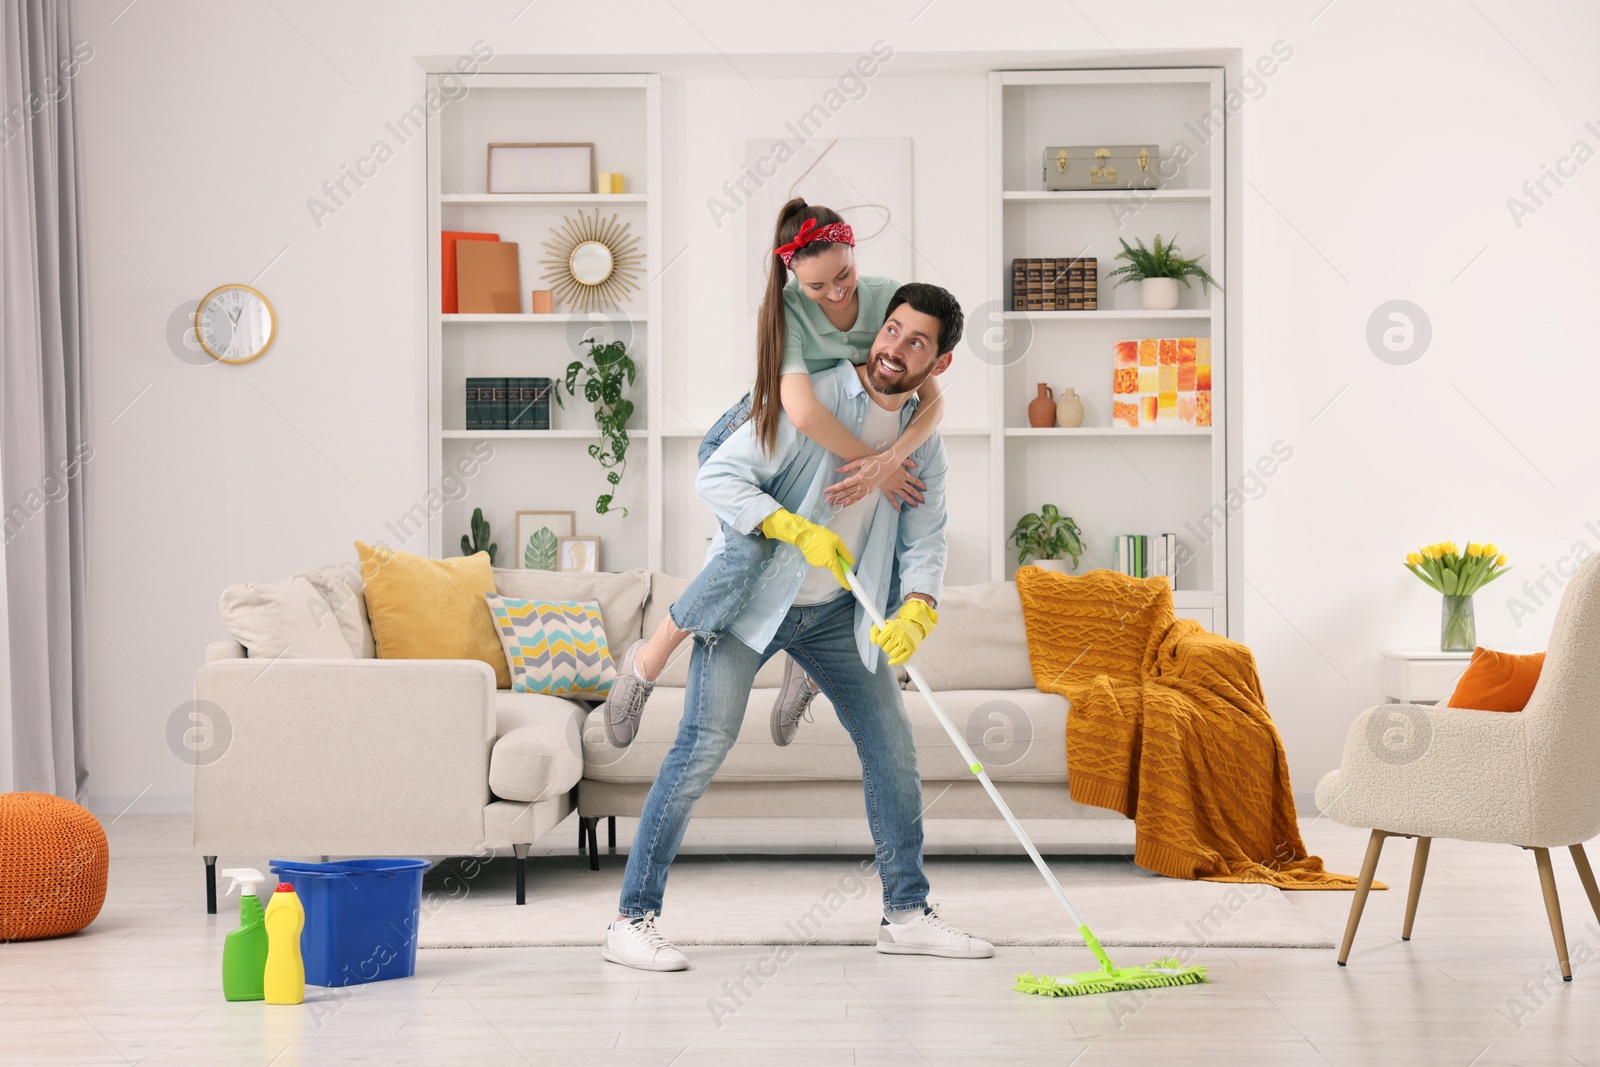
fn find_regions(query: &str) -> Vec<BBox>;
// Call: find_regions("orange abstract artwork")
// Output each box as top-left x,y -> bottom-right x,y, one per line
1112,337 -> 1212,428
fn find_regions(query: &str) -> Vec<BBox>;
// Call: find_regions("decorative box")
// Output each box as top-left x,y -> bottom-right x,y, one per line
1043,145 -> 1160,190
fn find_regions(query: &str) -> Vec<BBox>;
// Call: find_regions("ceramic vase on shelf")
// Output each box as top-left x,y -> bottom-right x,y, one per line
1441,595 -> 1476,652
1055,387 -> 1084,428
1141,277 -> 1180,311
1028,383 -> 1056,428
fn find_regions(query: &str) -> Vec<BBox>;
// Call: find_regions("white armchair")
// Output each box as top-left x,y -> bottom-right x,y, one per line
1316,554 -> 1600,976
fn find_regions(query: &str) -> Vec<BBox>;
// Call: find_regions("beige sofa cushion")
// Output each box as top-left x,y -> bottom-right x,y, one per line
583,686 -> 1066,784
641,573 -> 788,689
294,561 -> 375,657
915,582 -> 1035,691
493,567 -> 649,662
489,690 -> 589,803
219,576 -> 358,660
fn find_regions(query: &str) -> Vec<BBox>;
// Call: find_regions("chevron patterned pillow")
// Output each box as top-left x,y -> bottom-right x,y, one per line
485,594 -> 618,699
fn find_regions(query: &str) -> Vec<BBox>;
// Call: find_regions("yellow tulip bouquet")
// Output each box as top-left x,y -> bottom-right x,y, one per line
1403,541 -> 1510,651
1404,541 -> 1509,596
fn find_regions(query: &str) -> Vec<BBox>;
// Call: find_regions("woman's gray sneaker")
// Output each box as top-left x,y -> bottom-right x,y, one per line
603,639 -> 655,748
770,654 -> 821,746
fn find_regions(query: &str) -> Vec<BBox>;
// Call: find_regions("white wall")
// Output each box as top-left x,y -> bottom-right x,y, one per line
70,0 -> 1600,812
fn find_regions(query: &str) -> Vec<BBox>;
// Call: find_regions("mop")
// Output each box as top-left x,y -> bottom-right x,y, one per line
838,557 -> 1209,997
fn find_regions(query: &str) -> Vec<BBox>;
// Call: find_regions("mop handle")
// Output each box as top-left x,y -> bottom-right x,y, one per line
840,560 -> 1095,937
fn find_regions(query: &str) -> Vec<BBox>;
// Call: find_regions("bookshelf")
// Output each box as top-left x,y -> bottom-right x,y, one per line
987,69 -> 1236,632
425,73 -> 663,571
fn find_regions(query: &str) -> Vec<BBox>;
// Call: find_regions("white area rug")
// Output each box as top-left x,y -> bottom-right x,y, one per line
417,853 -> 1334,949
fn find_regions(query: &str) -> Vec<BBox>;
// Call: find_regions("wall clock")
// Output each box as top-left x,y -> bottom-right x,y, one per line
195,284 -> 276,364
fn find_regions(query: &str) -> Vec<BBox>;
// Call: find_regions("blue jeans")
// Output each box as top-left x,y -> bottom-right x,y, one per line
669,392 -> 768,637
618,591 -> 930,917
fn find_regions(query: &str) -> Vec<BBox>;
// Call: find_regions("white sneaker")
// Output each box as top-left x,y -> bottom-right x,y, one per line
876,905 -> 994,959
602,912 -> 689,971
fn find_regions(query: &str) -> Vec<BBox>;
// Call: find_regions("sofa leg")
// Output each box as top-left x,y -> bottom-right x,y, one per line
1532,847 -> 1573,980
204,856 -> 218,915
578,815 -> 587,855
608,816 -> 617,850
1402,837 -> 1431,941
513,843 -> 530,906
586,817 -> 600,872
1338,830 -> 1388,965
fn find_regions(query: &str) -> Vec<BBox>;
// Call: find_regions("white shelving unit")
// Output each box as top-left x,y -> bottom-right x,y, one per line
987,69 -> 1235,632
425,73 -> 663,571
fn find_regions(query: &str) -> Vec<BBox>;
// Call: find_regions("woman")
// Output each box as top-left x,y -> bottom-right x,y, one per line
603,197 -> 947,747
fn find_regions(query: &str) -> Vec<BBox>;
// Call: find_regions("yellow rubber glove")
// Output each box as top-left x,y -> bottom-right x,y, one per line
870,599 -> 939,666
762,508 -> 854,590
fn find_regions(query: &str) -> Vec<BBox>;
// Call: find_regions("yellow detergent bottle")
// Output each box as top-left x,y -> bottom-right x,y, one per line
262,881 -> 305,1005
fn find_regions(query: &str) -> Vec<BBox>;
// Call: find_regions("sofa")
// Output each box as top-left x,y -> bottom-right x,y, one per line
193,563 -> 1116,911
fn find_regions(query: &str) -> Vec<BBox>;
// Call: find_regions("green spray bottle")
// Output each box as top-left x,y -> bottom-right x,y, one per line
220,868 -> 269,1001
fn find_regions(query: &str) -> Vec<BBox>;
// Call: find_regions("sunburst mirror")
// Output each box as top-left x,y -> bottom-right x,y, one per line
539,210 -> 643,312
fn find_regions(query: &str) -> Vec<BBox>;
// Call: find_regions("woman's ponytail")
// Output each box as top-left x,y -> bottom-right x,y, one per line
750,197 -> 846,454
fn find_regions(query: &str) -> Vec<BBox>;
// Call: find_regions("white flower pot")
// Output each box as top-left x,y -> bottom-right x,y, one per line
1141,277 -> 1180,311
1028,559 -> 1071,573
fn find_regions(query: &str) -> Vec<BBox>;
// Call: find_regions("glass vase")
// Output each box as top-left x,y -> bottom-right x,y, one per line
1440,594 -> 1476,652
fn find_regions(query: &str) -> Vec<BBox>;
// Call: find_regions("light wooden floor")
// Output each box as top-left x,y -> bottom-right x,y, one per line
4,815 -> 1600,1066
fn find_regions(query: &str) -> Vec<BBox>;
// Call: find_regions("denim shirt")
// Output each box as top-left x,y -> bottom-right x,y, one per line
695,361 -> 949,672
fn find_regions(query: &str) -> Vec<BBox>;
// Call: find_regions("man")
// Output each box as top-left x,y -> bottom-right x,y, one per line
602,282 -> 993,971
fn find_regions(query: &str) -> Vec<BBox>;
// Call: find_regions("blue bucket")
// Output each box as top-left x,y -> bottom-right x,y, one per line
268,858 -> 432,987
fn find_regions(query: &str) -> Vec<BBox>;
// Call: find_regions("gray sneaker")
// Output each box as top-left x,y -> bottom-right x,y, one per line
770,654 -> 821,746
603,639 -> 654,748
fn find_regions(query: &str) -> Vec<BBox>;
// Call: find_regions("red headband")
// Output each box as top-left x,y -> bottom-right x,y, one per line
774,218 -> 855,267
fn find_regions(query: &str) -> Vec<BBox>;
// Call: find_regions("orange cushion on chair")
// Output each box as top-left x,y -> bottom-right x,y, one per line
1445,647 -> 1546,712
0,792 -> 109,941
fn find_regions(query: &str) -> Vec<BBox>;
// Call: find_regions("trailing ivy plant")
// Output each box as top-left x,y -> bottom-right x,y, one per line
555,336 -> 636,516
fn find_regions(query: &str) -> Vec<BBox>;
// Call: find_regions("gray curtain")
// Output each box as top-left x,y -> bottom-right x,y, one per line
1,0 -> 90,800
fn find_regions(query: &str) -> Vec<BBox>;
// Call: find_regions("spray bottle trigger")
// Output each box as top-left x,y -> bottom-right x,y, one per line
219,867 -> 266,896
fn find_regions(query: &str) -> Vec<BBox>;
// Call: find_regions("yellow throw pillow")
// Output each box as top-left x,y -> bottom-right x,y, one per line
354,542 -> 511,689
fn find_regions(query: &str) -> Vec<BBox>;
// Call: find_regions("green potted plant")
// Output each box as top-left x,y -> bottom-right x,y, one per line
1008,504 -> 1085,574
1106,234 -> 1220,311
460,506 -> 497,564
555,336 -> 636,516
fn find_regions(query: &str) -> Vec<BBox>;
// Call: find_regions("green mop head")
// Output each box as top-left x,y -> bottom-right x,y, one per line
1014,957 -> 1209,997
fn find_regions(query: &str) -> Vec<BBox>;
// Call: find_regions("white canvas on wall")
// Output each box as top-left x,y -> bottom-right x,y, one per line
741,138 -> 914,323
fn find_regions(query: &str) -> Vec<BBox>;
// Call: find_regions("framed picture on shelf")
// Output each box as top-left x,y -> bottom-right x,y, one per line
487,143 -> 595,194
514,510 -> 576,571
558,536 -> 601,573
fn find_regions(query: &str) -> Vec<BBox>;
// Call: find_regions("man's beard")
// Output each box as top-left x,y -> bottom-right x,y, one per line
864,349 -> 935,396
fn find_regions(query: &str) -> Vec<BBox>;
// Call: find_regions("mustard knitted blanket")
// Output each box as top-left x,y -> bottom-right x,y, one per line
1015,566 -> 1370,889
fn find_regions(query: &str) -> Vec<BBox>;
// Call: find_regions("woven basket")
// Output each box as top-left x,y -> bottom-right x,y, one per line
0,792 -> 109,941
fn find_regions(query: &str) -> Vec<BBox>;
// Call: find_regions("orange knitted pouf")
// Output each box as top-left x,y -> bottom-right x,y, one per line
0,792 -> 109,941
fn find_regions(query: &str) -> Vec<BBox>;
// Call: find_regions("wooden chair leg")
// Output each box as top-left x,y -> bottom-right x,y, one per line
1569,843 -> 1600,926
1339,830 -> 1389,966
1532,847 -> 1573,981
1402,837 -> 1431,941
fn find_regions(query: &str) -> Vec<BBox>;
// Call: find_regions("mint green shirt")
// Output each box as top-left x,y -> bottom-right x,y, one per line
779,275 -> 902,376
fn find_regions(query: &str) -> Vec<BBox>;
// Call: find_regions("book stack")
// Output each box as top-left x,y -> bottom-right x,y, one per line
466,377 -> 552,430
1010,258 -> 1099,311
1113,533 -> 1178,580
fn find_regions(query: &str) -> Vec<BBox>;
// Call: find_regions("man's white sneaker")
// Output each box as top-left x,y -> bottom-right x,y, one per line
876,906 -> 994,959
601,912 -> 689,971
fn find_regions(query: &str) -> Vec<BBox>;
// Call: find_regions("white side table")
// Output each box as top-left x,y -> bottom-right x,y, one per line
1380,650 -> 1473,705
